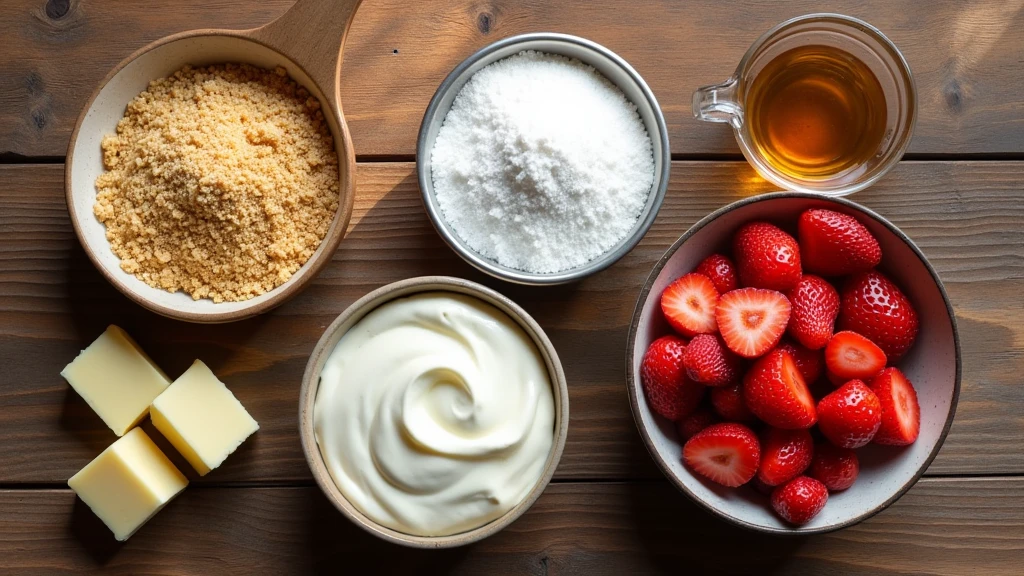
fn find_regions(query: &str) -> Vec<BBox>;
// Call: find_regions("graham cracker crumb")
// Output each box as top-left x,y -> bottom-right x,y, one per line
94,63 -> 340,303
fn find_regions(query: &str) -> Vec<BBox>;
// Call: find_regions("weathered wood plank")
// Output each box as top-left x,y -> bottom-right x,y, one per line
1,478 -> 1022,575
0,161 -> 1021,484
2,0 -> 1024,158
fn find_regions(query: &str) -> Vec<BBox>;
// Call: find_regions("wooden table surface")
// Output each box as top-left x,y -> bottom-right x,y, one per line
1,1 -> 1022,574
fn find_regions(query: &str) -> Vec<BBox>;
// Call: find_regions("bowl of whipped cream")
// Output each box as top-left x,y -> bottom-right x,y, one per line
417,33 -> 671,285
299,276 -> 569,547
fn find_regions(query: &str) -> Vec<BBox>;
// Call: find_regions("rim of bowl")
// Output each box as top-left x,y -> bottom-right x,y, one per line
416,32 -> 671,285
625,191 -> 962,535
64,29 -> 356,323
298,276 -> 570,548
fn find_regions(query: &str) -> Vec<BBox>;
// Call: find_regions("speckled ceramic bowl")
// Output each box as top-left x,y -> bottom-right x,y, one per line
626,192 -> 960,534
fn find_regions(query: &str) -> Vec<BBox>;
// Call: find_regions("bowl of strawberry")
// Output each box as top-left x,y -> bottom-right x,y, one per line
626,192 -> 960,534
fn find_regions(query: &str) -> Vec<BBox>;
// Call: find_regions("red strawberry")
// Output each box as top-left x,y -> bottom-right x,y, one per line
661,273 -> 720,337
825,331 -> 887,381
743,348 -> 817,429
775,339 -> 823,383
695,253 -> 739,294
682,423 -> 761,487
870,368 -> 921,446
733,222 -> 802,291
640,336 -> 705,421
817,380 -> 882,449
771,476 -> 828,525
676,409 -> 719,442
683,334 -> 739,386
757,427 -> 814,487
798,208 -> 882,276
838,271 -> 919,360
809,443 -> 859,491
716,288 -> 792,358
786,275 -> 839,350
710,382 -> 756,422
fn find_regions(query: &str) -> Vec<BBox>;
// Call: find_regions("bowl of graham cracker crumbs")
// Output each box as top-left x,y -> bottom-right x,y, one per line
65,8 -> 361,322
93,63 -> 339,305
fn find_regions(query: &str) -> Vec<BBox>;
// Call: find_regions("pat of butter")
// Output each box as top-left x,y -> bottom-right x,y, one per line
68,427 -> 188,541
61,325 -> 171,436
151,360 -> 259,476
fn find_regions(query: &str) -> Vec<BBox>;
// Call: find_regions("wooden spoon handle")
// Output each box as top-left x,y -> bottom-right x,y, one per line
247,0 -> 363,110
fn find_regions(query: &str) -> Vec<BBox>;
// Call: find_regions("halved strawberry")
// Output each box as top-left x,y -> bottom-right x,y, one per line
661,273 -> 720,337
733,221 -> 802,291
786,274 -> 839,350
775,339 -> 823,383
743,348 -> 817,429
640,335 -> 705,421
816,379 -> 882,449
771,476 -> 828,525
695,253 -> 739,294
838,270 -> 919,360
825,331 -> 887,380
870,368 -> 921,446
710,382 -> 756,422
757,427 -> 814,487
676,408 -> 718,442
716,288 -> 792,358
798,208 -> 882,276
682,423 -> 761,487
683,334 -> 739,386
809,442 -> 859,491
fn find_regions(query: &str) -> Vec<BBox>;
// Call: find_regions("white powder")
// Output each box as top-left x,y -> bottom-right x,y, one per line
430,50 -> 655,274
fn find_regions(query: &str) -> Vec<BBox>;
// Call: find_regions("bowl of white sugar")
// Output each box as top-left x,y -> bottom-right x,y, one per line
417,33 -> 671,285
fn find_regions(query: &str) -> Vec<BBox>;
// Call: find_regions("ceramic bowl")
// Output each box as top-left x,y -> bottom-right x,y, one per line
626,192 -> 960,534
299,276 -> 569,547
65,0 -> 361,323
417,32 -> 671,285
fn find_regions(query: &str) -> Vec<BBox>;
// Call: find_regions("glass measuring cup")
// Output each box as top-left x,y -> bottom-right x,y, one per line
693,13 -> 917,196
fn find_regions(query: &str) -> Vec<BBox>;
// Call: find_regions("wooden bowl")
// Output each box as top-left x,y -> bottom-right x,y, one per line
299,276 -> 570,547
626,192 -> 961,534
65,0 -> 362,323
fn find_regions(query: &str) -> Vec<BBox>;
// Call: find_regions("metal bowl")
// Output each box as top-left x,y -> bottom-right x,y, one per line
416,33 -> 671,285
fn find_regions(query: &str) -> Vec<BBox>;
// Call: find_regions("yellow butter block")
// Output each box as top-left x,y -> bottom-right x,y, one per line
68,427 -> 188,541
151,360 -> 259,476
61,325 -> 171,436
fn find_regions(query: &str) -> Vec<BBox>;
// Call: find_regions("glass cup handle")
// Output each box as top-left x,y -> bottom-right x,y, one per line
692,78 -> 743,129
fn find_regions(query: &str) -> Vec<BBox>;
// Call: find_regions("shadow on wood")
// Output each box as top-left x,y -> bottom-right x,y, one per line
68,496 -> 122,565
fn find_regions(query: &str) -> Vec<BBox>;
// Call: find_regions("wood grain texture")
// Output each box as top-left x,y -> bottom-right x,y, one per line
3,0 -> 1024,158
1,478 -> 1022,575
1,161 -> 1021,484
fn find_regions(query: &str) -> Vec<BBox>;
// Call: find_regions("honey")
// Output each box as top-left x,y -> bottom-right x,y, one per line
745,45 -> 887,180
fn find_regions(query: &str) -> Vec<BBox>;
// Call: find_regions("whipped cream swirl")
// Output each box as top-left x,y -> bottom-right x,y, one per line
314,292 -> 555,536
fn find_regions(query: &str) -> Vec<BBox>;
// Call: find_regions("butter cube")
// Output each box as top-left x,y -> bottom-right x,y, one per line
61,325 -> 171,436
151,360 -> 259,476
68,427 -> 188,541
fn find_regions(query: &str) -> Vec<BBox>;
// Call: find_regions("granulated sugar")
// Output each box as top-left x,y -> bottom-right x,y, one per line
430,50 -> 655,274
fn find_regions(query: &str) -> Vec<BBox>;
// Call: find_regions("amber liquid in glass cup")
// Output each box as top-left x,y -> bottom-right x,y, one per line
693,14 -> 917,196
